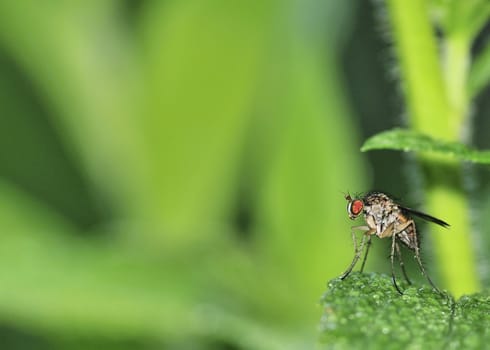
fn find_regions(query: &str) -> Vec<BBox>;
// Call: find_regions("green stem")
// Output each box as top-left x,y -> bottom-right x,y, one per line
385,0 -> 480,296
444,34 -> 470,138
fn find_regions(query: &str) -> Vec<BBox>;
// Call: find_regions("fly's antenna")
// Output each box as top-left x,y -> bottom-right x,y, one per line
340,190 -> 352,201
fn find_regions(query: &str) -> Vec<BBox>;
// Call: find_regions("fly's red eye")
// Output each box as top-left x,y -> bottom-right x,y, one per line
350,200 -> 364,216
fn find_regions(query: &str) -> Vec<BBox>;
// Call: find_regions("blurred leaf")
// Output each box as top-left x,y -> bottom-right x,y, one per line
0,1 -> 150,216
430,0 -> 490,38
477,185 -> 490,288
319,273 -> 489,349
237,1 -> 368,328
138,0 -> 281,245
0,180 -> 302,349
0,52 -> 105,228
0,181 -> 194,340
0,0 -> 369,348
362,128 -> 490,163
468,39 -> 490,98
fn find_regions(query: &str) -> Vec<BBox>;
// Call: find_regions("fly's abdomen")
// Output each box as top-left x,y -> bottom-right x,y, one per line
397,224 -> 417,250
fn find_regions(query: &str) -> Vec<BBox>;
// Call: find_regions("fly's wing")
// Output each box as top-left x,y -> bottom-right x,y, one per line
400,206 -> 450,228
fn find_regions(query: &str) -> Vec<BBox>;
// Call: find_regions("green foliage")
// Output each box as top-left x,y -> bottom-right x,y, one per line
0,0 -> 366,348
0,0 -> 487,348
449,294 -> 490,349
468,40 -> 490,98
430,0 -> 490,38
382,0 -> 490,296
361,128 -> 490,164
320,273 -> 490,349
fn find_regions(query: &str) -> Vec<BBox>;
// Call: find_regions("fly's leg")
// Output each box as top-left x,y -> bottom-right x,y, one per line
340,233 -> 366,280
391,233 -> 403,294
411,222 -> 442,294
376,223 -> 403,293
395,242 -> 412,285
414,246 -> 441,294
391,220 -> 414,287
359,235 -> 372,273
340,226 -> 372,280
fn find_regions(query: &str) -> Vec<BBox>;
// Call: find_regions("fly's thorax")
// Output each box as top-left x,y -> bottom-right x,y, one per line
362,193 -> 404,236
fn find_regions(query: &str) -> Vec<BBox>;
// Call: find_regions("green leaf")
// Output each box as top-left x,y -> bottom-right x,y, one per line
429,0 -> 490,38
361,128 -> 490,164
319,273 -> 489,348
0,180 -> 300,349
448,294 -> 490,349
468,39 -> 490,98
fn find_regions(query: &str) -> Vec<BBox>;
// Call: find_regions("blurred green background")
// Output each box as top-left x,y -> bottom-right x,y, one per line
0,1 -> 488,349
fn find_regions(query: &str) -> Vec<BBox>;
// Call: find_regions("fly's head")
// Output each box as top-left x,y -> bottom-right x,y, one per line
345,193 -> 364,220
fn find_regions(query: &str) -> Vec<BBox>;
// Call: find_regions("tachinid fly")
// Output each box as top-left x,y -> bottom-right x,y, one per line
340,191 -> 449,294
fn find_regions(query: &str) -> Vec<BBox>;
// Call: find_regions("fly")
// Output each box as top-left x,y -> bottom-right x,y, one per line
340,191 -> 449,294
